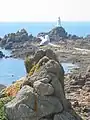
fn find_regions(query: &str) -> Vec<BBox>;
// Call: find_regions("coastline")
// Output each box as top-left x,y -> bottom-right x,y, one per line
0,25 -> 90,119
0,26 -> 90,76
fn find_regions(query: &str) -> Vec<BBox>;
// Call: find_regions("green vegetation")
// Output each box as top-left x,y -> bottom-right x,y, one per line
0,96 -> 14,120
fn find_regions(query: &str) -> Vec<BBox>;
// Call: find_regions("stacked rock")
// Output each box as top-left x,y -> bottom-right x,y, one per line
5,49 -> 82,120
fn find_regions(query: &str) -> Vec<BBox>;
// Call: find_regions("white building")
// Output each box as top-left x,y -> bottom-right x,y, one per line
57,17 -> 61,27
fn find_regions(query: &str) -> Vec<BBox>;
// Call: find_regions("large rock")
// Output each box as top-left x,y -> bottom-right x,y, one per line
34,50 -> 45,63
5,49 -> 82,120
5,85 -> 63,120
45,49 -> 59,62
14,29 -> 29,42
49,27 -> 67,39
0,28 -> 35,50
37,27 -> 67,42
33,81 -> 54,96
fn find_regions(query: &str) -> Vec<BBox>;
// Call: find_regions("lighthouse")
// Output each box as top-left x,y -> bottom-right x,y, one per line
57,17 -> 61,27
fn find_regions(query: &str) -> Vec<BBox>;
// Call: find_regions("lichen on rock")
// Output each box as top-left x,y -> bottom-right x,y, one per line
0,96 -> 14,120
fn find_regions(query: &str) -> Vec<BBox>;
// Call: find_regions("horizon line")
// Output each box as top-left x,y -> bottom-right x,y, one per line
0,20 -> 90,23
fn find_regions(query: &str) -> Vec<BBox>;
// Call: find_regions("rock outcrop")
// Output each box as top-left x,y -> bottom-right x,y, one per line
37,27 -> 82,42
0,29 -> 35,50
5,49 -> 82,120
37,27 -> 67,42
49,27 -> 67,41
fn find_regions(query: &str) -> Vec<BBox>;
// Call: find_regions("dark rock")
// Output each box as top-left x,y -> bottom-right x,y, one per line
85,73 -> 90,78
0,51 -> 5,58
5,42 -> 13,49
37,27 -> 67,42
69,35 -> 80,40
5,56 -> 10,59
49,27 -> 67,38
37,32 -> 47,38
72,101 -> 79,108
0,37 -> 2,41
0,38 -> 7,46
0,28 -> 35,50
28,34 -> 34,40
82,107 -> 90,113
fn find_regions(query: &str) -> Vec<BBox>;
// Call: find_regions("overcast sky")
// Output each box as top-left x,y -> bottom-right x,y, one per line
0,0 -> 90,22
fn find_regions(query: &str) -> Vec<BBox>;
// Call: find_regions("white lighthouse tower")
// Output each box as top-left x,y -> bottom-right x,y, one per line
57,17 -> 61,27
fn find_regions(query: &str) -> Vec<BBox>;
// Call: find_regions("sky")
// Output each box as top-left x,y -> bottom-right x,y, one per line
0,0 -> 90,22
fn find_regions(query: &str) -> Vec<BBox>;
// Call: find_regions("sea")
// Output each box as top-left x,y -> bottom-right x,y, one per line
0,22 -> 90,37
0,22 -> 90,85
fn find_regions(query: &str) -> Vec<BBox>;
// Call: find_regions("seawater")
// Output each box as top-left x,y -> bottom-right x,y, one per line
0,22 -> 90,37
0,48 -> 26,86
0,48 -> 78,85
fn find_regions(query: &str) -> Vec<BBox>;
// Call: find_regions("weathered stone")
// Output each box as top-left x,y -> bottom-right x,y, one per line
38,56 -> 49,66
37,95 -> 63,117
5,85 -> 37,120
44,60 -> 64,89
45,49 -> 58,62
33,81 -> 54,96
34,50 -> 45,63
50,73 -> 68,110
54,111 -> 81,120
5,85 -> 63,120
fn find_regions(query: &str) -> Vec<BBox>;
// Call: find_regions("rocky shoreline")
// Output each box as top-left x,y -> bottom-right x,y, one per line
0,26 -> 90,119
